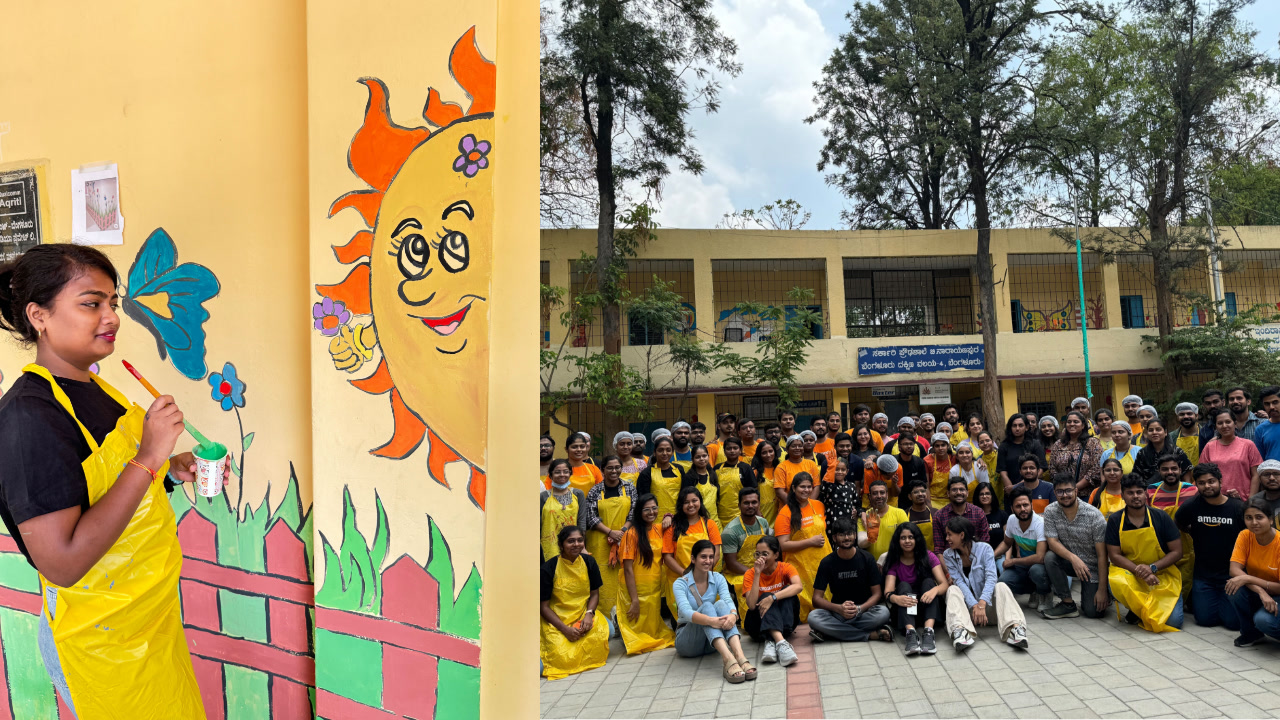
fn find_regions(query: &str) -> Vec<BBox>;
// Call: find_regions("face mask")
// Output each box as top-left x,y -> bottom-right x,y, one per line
551,478 -> 571,491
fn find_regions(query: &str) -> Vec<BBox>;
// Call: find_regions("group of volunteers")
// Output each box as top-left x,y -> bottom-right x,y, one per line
539,388 -> 1280,686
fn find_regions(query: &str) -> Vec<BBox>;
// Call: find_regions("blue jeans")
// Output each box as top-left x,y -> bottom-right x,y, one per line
38,587 -> 76,717
675,599 -> 740,657
1191,577 -> 1241,630
1229,589 -> 1280,640
1167,597 -> 1185,629
999,563 -> 1050,596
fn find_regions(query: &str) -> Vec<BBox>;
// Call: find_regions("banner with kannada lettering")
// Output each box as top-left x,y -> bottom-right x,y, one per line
857,343 -> 985,376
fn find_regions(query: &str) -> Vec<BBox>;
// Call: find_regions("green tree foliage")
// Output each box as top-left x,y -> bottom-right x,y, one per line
541,0 -> 740,441
1143,302 -> 1280,410
1209,159 -> 1280,226
718,288 -> 822,412
717,199 -> 812,231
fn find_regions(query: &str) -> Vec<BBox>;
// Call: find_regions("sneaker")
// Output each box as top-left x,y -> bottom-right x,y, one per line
1006,624 -> 1029,649
761,640 -> 777,664
951,627 -> 975,652
1026,592 -> 1040,610
776,640 -> 799,667
1042,601 -> 1079,619
1235,633 -> 1265,648
903,628 -> 921,656
808,628 -> 827,644
1037,594 -> 1054,614
920,627 -> 937,655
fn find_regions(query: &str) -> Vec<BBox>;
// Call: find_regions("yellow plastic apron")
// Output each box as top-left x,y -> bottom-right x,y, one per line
723,518 -> 768,621
569,464 -> 600,495
1176,432 -> 1201,466
909,510 -> 934,553
616,527 -> 675,655
782,501 -> 830,622
928,459 -> 951,509
1151,486 -> 1195,599
541,491 -> 579,561
664,520 -> 716,617
26,364 -> 204,719
758,468 -> 779,524
1108,508 -> 1181,633
689,476 -> 719,527
584,490 -> 631,618
540,555 -> 610,679
715,464 -> 745,530
649,466 -> 683,521
1094,488 -> 1126,518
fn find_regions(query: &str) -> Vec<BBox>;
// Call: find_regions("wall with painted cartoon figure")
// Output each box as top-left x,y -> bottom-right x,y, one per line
0,0 -> 537,718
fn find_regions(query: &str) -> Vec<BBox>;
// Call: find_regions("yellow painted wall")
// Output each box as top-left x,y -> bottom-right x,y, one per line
1008,253 -> 1107,329
711,260 -> 829,341
1221,250 -> 1280,314
1117,253 -> 1211,327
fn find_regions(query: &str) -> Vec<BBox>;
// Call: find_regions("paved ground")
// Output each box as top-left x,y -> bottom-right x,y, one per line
540,589 -> 1280,719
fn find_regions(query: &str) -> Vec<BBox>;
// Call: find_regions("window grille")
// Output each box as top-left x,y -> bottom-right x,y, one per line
712,259 -> 828,343
842,257 -> 976,337
1008,253 -> 1107,332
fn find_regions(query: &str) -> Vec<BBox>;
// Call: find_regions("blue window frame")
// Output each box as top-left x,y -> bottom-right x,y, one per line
1120,296 -> 1145,329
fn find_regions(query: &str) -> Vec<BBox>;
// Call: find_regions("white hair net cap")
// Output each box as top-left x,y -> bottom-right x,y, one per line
651,428 -> 671,442
1072,397 -> 1090,408
1138,405 -> 1158,418
1175,402 -> 1199,414
876,454 -> 900,473
1259,459 -> 1280,473
800,430 -> 818,440
1122,395 -> 1143,405
1040,416 -> 1059,429
937,422 -> 953,433
631,432 -> 646,443
786,434 -> 804,445
897,417 -> 916,428
931,432 -> 950,444
872,413 -> 888,422
613,431 -> 633,447
671,421 -> 691,431
919,413 -> 935,422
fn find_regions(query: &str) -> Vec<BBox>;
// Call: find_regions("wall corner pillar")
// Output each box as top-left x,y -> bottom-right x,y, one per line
826,254 -> 847,339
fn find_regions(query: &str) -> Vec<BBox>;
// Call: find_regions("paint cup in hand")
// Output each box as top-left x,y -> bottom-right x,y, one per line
193,443 -> 228,498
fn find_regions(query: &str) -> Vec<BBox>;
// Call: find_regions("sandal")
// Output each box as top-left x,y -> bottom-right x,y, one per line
722,658 -> 746,684
874,625 -> 894,643
738,659 -> 757,681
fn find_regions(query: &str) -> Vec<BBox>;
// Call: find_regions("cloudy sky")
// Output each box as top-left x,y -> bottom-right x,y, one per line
653,2 -> 1280,230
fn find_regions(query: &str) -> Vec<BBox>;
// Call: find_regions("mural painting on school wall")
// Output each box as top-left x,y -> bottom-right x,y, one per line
0,27 -> 493,720
312,26 -> 493,719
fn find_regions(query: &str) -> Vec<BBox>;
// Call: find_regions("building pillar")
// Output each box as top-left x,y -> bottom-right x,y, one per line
832,387 -> 850,425
549,406 -> 570,455
1101,262 -> 1123,329
548,251 -> 572,348
1001,379 -> 1019,421
992,235 -> 1014,334
826,253 -> 847,339
697,393 -> 717,428
1113,373 -> 1131,406
693,257 -> 715,342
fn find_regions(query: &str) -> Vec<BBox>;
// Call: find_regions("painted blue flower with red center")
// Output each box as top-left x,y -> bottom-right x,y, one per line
452,134 -> 491,178
208,362 -> 246,411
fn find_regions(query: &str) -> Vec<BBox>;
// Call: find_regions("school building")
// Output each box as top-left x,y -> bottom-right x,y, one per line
540,226 -> 1280,447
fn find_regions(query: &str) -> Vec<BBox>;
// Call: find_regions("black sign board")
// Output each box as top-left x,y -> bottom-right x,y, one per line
0,167 -> 42,263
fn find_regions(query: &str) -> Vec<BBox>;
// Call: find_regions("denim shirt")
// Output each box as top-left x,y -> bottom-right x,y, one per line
942,541 -> 997,608
672,571 -> 732,625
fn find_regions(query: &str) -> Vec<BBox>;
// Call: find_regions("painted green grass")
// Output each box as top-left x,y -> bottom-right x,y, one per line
0,608 -> 57,720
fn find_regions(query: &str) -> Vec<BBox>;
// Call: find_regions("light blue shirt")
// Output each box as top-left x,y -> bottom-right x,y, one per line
672,571 -> 732,625
942,542 -> 998,608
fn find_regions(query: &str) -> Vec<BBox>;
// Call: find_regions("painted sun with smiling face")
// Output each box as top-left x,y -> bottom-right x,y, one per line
317,28 -> 494,509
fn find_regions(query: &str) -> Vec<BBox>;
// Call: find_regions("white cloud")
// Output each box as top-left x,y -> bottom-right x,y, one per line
655,171 -> 737,228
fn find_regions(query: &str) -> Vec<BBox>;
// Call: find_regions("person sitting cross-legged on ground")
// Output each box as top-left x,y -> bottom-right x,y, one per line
540,527 -> 610,680
807,518 -> 894,644
1227,497 -> 1280,647
943,516 -> 1031,652
673,539 -> 757,683
1042,474 -> 1110,619
1176,463 -> 1244,630
994,487 -> 1051,614
743,535 -> 802,667
1106,474 -> 1184,632
882,522 -> 949,656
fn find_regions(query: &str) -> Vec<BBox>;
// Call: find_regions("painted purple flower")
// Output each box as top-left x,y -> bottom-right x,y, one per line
313,297 -> 351,336
452,134 -> 491,178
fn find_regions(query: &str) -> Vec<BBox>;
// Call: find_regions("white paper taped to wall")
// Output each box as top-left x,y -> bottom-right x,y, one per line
71,163 -> 124,245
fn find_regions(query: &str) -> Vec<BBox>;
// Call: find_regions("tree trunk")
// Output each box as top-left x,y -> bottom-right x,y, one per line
1150,237 -> 1182,393
593,0 -> 624,444
974,206 -> 1005,440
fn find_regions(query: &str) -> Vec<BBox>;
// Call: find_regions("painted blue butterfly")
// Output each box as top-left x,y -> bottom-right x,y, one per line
122,228 -> 221,380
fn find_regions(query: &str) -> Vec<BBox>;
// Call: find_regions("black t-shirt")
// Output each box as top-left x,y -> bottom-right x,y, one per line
813,548 -> 882,605
0,373 -> 126,566
996,438 -> 1046,474
1105,506 -> 1181,555
1175,495 -> 1246,581
985,509 -> 1006,551
540,554 -> 603,602
895,456 -> 928,509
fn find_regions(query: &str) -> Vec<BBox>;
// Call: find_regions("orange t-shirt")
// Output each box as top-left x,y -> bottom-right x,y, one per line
620,525 -> 665,567
740,441 -> 760,461
862,469 -> 902,502
775,459 -> 822,494
1232,530 -> 1280,584
569,463 -> 603,494
774,500 -> 825,537
814,438 -> 835,455
661,518 -> 722,553
742,561 -> 800,595
871,429 -> 885,452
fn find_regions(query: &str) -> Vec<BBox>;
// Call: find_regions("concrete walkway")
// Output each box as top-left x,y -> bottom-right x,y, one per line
541,599 -> 1280,719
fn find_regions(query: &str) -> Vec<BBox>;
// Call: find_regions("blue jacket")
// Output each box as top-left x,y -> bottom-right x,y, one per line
943,542 -> 998,608
672,571 -> 732,625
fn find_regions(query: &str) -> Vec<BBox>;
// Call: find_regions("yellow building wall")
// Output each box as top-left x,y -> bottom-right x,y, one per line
711,260 -> 829,341
1008,253 -> 1107,330
1117,253 -> 1212,327
1221,250 -> 1280,314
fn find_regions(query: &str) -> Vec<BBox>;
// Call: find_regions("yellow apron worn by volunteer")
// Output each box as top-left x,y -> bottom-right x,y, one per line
757,467 -> 779,524
1150,485 -> 1195,599
777,500 -> 830,622
25,364 -> 204,719
616,527 -> 675,655
688,475 -> 719,528
584,490 -> 631,618
715,463 -> 746,530
648,466 -> 683,521
1093,488 -> 1126,518
910,510 -> 934,553
541,491 -> 579,561
1108,508 -> 1181,633
664,520 -> 717,617
569,464 -> 601,495
927,457 -> 952,509
722,516 -> 769,621
540,555 -> 610,679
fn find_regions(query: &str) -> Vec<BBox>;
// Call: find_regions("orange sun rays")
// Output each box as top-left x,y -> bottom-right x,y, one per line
317,27 -> 496,509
